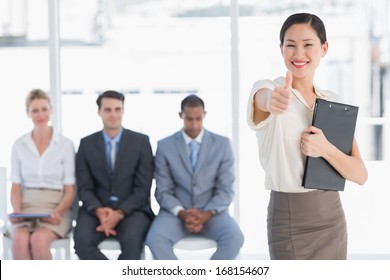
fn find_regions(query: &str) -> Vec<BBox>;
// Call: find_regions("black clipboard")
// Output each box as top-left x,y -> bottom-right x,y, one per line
302,98 -> 359,191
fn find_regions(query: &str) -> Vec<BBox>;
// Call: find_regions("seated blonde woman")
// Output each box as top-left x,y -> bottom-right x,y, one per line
8,89 -> 75,259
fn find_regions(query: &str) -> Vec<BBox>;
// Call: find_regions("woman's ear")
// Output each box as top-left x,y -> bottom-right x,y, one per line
321,41 -> 329,57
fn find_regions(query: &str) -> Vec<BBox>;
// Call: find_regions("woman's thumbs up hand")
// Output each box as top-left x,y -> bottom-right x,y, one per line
266,71 -> 292,115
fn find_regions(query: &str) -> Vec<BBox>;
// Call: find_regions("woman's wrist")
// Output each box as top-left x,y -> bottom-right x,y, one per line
54,207 -> 64,216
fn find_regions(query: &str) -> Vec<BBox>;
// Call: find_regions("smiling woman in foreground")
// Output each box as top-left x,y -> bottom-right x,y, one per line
247,13 -> 368,260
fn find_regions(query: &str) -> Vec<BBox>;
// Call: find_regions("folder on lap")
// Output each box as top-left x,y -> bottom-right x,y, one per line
9,213 -> 50,219
302,98 -> 359,191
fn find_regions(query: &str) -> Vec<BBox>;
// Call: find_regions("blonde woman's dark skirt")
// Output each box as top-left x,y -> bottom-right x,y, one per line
267,190 -> 347,260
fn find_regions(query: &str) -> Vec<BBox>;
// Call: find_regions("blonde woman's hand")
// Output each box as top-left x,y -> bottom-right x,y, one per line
9,211 -> 23,224
40,211 -> 62,225
49,211 -> 62,225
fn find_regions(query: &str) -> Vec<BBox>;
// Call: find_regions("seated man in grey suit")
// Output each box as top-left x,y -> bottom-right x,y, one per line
146,94 -> 244,259
74,90 -> 154,260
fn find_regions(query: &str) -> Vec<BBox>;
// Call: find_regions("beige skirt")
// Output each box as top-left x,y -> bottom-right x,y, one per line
267,190 -> 347,260
8,188 -> 72,238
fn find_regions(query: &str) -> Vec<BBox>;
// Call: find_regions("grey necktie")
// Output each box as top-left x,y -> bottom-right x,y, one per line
189,140 -> 199,170
110,139 -> 116,171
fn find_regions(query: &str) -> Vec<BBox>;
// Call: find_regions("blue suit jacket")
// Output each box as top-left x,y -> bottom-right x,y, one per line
154,129 -> 235,214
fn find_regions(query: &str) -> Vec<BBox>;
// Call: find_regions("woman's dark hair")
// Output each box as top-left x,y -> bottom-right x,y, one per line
181,94 -> 205,112
280,13 -> 327,45
96,90 -> 125,109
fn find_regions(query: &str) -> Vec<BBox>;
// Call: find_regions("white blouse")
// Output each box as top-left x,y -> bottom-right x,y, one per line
247,76 -> 338,193
11,130 -> 76,190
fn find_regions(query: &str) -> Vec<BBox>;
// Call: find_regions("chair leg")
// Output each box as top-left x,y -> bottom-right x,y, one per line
140,246 -> 146,260
52,248 -> 60,259
65,247 -> 70,260
3,236 -> 13,260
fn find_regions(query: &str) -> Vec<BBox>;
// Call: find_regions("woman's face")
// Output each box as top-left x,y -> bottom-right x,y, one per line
280,23 -> 328,80
27,98 -> 52,128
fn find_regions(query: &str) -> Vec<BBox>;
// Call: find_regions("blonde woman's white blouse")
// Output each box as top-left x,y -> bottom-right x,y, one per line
11,130 -> 76,190
247,76 -> 338,193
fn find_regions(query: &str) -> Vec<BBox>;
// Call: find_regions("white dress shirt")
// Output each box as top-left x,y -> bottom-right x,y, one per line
247,76 -> 338,193
11,130 -> 76,190
181,128 -> 204,155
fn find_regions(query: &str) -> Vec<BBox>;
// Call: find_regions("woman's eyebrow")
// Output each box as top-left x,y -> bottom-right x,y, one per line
285,38 -> 315,42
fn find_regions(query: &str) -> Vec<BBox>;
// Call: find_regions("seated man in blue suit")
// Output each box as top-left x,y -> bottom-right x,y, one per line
74,90 -> 154,260
146,94 -> 244,259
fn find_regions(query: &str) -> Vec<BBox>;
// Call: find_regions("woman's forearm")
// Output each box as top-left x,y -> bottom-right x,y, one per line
55,185 -> 75,215
10,183 -> 22,212
323,139 -> 368,185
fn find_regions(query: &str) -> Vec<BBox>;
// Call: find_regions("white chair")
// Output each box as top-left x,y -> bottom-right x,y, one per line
98,238 -> 146,259
72,238 -> 146,260
174,234 -> 217,250
0,167 -> 71,260
146,234 -> 217,260
97,238 -> 121,259
173,234 -> 217,259
98,238 -> 121,251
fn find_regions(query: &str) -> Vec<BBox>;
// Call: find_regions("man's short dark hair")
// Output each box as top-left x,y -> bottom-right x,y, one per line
96,90 -> 125,109
180,94 -> 205,112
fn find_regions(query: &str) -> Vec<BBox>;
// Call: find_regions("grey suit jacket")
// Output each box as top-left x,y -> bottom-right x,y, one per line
76,129 -> 154,218
155,129 -> 235,214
